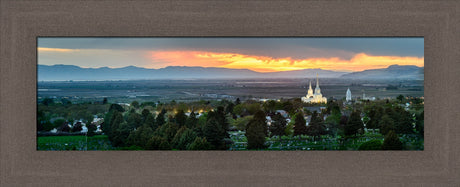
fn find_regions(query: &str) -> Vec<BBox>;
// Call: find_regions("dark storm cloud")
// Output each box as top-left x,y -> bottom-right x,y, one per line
38,37 -> 424,60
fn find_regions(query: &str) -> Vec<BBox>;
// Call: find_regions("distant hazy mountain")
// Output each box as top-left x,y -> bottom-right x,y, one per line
38,64 -> 423,81
37,65 -> 347,81
260,69 -> 348,78
340,65 -> 424,80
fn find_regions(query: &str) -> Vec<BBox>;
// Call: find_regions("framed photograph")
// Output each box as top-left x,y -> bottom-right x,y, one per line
1,0 -> 459,186
36,37 -> 424,152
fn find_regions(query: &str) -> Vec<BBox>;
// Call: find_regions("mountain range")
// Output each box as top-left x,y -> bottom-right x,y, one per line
38,64 -> 423,81
340,65 -> 424,80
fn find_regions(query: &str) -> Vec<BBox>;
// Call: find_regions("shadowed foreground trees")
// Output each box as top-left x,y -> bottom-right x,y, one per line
379,115 -> 395,135
345,110 -> 363,136
269,112 -> 286,139
187,137 -> 211,150
172,127 -> 197,150
382,130 -> 403,150
293,112 -> 307,137
246,110 -> 267,149
146,136 -> 170,150
39,97 -> 423,150
102,102 -> 231,150
202,106 -> 229,150
306,111 -> 327,140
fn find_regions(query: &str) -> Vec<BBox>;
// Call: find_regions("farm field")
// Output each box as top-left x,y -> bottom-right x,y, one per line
37,78 -> 424,104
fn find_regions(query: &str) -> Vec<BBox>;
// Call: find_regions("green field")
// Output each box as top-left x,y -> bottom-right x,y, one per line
37,135 -> 115,150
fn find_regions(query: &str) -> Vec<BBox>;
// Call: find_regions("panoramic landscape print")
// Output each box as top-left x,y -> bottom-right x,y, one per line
37,37 -> 424,151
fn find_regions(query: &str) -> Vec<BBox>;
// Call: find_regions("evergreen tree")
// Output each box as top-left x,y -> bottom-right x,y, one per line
194,113 -> 207,137
216,106 -> 230,138
42,98 -> 54,106
246,110 -> 267,149
379,114 -> 395,135
131,101 -> 140,109
393,107 -> 413,134
87,123 -> 97,137
293,112 -> 307,137
127,112 -> 142,129
141,109 -> 150,122
174,109 -> 187,127
109,104 -> 125,113
338,115 -> 348,136
144,113 -> 157,131
307,112 -> 327,140
382,130 -> 403,150
126,124 -> 154,148
326,101 -> 340,115
185,112 -> 198,129
416,111 -> 424,137
111,122 -> 131,147
262,100 -> 277,113
155,122 -> 178,142
172,127 -> 197,150
61,98 -> 71,105
203,117 -> 225,149
106,111 -> 126,146
232,115 -> 253,131
397,95 -> 404,103
156,109 -> 167,127
282,101 -> 295,114
53,119 -> 67,131
310,111 -> 323,123
269,112 -> 286,139
37,110 -> 46,132
204,106 -> 230,149
235,98 -> 241,105
187,137 -> 211,150
325,106 -> 341,136
345,110 -> 363,136
225,102 -> 235,114
110,111 -> 124,131
146,136 -> 171,150
366,105 -> 383,129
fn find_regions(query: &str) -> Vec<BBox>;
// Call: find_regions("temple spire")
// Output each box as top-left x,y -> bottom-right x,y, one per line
316,73 -> 319,88
309,81 -> 312,89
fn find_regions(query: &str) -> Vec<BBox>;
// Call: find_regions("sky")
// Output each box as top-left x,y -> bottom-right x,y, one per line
38,37 -> 424,72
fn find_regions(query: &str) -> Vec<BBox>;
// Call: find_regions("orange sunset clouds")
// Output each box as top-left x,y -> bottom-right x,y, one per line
150,51 -> 424,72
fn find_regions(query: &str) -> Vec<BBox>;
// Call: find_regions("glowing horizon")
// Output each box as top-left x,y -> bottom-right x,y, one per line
150,51 -> 424,72
38,38 -> 424,72
38,47 -> 424,72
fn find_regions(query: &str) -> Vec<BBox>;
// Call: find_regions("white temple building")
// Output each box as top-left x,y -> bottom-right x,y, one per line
301,74 -> 327,103
362,91 -> 376,101
346,88 -> 352,102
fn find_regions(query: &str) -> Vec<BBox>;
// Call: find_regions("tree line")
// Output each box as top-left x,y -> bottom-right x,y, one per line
38,95 -> 424,150
102,103 -> 232,150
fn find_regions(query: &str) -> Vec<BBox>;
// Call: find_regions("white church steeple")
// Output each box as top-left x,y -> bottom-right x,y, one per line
307,81 -> 314,98
346,88 -> 352,102
314,73 -> 322,94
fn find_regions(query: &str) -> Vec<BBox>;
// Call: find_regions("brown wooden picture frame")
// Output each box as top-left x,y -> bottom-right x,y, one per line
1,0 -> 459,186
